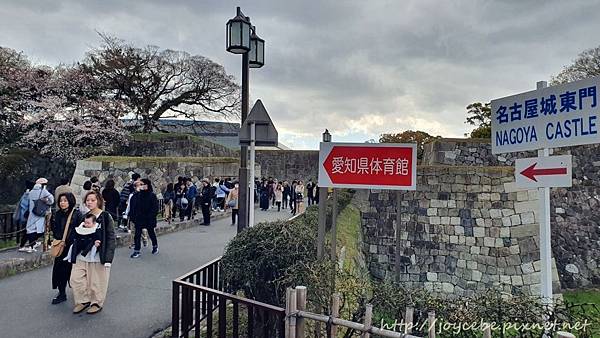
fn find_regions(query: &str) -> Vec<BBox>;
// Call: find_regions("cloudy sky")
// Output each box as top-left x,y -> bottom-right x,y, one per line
1,0 -> 599,149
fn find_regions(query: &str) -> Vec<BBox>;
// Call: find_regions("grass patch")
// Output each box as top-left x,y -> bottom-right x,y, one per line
563,288 -> 600,305
87,156 -> 238,164
334,204 -> 361,271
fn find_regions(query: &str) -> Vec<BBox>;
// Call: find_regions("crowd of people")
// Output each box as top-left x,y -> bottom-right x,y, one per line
10,172 -> 313,315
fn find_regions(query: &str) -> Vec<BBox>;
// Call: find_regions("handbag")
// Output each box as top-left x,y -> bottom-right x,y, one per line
32,189 -> 50,217
227,199 -> 237,208
50,209 -> 75,258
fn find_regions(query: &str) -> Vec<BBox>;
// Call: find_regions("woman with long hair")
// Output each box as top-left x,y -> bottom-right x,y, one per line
68,191 -> 116,315
51,192 -> 82,304
128,178 -> 159,258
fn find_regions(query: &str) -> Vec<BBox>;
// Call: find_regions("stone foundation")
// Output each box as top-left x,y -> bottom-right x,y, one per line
361,165 -> 560,297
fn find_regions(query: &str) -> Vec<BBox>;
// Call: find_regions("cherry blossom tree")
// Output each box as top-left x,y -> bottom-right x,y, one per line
84,34 -> 240,132
19,66 -> 129,163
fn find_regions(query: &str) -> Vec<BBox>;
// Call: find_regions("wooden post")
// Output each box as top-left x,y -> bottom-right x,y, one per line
482,325 -> 491,338
331,189 -> 338,292
362,304 -> 373,338
557,332 -> 575,338
330,293 -> 340,337
296,286 -> 307,338
428,311 -> 436,338
289,288 -> 297,338
404,306 -> 414,334
395,191 -> 402,282
285,288 -> 291,338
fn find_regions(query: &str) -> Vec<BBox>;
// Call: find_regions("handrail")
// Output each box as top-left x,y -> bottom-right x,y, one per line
174,255 -> 223,281
175,279 -> 285,313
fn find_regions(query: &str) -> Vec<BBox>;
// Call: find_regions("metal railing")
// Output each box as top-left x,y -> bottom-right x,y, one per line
172,256 -> 286,338
0,212 -> 25,247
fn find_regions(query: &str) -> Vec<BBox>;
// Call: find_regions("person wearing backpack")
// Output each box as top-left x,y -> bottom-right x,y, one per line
23,178 -> 54,253
16,180 -> 34,251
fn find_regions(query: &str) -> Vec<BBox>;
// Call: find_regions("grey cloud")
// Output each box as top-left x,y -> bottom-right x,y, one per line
2,0 -> 600,148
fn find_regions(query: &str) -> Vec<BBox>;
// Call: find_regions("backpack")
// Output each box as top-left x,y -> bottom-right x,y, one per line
31,189 -> 50,217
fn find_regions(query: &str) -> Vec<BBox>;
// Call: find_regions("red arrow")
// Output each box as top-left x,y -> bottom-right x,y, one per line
520,162 -> 567,182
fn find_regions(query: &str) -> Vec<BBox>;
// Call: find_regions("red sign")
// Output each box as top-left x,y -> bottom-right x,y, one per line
318,142 -> 417,190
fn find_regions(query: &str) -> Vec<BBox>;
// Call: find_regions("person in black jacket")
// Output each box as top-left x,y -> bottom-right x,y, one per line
128,179 -> 159,258
51,192 -> 82,304
199,179 -> 212,225
101,179 -> 120,221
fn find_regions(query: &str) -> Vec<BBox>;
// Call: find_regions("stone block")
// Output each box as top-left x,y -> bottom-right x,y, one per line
516,191 -> 529,201
511,224 -> 538,238
427,208 -> 437,216
501,209 -> 515,217
483,237 -> 495,247
427,272 -> 438,281
450,217 -> 461,225
473,227 -> 485,237
470,246 -> 480,255
510,214 -> 522,226
502,217 -> 512,227
489,209 -> 502,219
520,212 -> 535,224
430,216 -> 441,225
467,260 -> 478,270
472,270 -> 482,282
515,200 -> 537,214
511,275 -> 523,286
521,262 -> 535,274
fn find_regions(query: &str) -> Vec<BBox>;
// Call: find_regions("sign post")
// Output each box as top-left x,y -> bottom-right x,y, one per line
492,77 -> 600,312
240,99 -> 278,227
318,142 -> 417,281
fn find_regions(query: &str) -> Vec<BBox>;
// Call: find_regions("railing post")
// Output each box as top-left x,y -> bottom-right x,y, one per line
362,304 -> 373,338
428,311 -> 436,338
330,293 -> 340,337
289,288 -> 297,338
404,306 -> 414,334
296,286 -> 306,338
172,281 -> 180,338
483,325 -> 491,338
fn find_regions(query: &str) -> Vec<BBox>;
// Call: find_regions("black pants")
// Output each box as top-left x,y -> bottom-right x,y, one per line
276,201 -> 281,212
19,232 -> 41,248
308,195 -> 314,205
52,255 -> 72,294
201,202 -> 211,225
134,225 -> 157,251
231,209 -> 238,225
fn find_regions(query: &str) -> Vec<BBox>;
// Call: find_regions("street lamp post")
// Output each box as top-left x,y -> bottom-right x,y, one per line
226,7 -> 265,233
317,129 -> 331,258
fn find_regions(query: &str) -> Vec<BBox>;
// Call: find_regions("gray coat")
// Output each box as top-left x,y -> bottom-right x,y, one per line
26,185 -> 54,234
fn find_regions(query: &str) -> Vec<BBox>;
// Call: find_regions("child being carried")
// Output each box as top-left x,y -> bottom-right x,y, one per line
65,214 -> 102,263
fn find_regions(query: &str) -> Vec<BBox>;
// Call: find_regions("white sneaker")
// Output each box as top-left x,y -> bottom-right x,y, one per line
18,247 -> 28,252
33,242 -> 41,249
25,247 -> 36,253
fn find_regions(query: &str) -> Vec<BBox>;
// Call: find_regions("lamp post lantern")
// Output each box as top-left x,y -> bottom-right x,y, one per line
226,6 -> 265,233
249,27 -> 265,68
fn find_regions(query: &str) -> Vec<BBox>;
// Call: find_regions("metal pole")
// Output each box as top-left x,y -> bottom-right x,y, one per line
330,189 -> 338,261
249,122 -> 256,227
237,52 -> 250,233
395,190 -> 402,282
536,80 -> 553,310
317,134 -> 330,259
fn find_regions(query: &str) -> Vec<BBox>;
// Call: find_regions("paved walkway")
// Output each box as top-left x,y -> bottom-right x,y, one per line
0,207 -> 293,338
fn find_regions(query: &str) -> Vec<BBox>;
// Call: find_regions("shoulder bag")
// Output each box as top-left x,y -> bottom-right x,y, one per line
50,209 -> 75,258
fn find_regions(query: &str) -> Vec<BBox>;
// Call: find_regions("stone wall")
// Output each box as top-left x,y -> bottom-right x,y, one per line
419,139 -> 600,289
70,157 -> 244,200
361,165 -> 560,297
255,150 -> 319,182
422,138 -> 534,166
117,134 -> 237,158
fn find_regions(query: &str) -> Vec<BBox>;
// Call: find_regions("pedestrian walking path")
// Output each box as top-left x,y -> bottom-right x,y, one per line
0,208 -> 292,338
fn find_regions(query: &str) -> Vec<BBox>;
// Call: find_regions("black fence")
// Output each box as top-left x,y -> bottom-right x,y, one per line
172,256 -> 286,338
0,212 -> 24,248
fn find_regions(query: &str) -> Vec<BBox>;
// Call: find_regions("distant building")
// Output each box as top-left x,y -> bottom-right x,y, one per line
123,119 -> 290,150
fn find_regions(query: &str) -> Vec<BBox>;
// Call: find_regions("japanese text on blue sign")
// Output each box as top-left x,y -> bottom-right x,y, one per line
491,76 -> 600,154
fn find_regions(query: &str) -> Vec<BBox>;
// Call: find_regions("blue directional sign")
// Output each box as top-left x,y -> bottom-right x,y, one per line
491,76 -> 600,154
